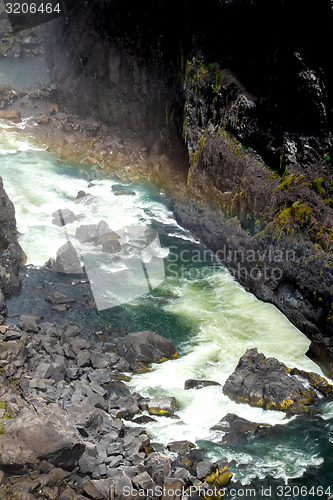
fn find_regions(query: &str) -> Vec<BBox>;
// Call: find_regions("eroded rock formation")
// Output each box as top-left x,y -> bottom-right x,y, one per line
45,0 -> 333,348
0,177 -> 25,316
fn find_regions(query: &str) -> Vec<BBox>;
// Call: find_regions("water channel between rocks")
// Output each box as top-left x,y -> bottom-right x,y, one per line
1,122 -> 333,490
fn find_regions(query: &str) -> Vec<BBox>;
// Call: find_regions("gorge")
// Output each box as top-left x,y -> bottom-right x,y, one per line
0,0 -> 333,499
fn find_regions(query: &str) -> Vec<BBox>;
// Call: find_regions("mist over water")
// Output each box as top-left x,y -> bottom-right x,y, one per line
1,125 -> 333,488
0,56 -> 50,91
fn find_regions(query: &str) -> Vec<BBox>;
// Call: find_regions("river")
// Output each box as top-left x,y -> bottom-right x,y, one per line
1,65 -> 333,496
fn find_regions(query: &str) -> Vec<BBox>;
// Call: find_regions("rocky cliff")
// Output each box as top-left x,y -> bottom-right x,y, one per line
0,2 -> 50,57
39,1 -> 333,345
0,178 -> 25,316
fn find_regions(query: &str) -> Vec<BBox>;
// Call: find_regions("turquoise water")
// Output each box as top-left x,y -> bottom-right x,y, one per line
1,123 -> 333,496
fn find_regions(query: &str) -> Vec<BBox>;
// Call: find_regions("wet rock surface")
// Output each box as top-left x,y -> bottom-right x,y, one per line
0,2 -> 53,57
306,334 -> 333,380
210,413 -> 271,446
184,379 -> 221,390
223,348 -> 333,416
0,177 -> 25,314
118,330 -> 179,372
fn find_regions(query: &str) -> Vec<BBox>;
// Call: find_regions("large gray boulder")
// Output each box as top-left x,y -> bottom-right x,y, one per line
144,452 -> 172,485
75,224 -> 98,243
223,348 -> 333,416
54,241 -> 82,274
0,434 -> 38,472
147,397 -> 176,417
117,331 -> 179,372
211,413 -> 271,446
52,209 -> 77,227
4,407 -> 85,470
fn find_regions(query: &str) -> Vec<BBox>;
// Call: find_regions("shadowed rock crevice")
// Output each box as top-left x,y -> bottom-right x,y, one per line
0,177 -> 25,316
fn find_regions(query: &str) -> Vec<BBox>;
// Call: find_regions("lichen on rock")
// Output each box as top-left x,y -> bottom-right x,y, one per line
223,348 -> 333,417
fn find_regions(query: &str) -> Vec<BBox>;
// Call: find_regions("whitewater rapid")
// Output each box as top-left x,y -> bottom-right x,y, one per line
0,124 -> 331,483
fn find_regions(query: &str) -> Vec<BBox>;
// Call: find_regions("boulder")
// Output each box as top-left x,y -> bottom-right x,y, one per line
113,189 -> 136,196
19,315 -> 39,333
287,366 -> 333,396
117,331 -> 179,371
112,184 -> 136,196
223,348 -> 333,415
0,434 -> 38,472
59,488 -> 77,500
210,413 -> 271,445
167,441 -> 195,455
5,408 -> 85,470
75,191 -> 87,200
95,221 -> 120,246
52,209 -> 77,227
0,110 -> 21,123
102,240 -> 122,254
36,115 -> 51,124
196,460 -> 214,480
184,379 -> 221,390
132,471 -> 155,490
144,452 -> 172,485
132,415 -> 156,424
171,449 -> 202,476
161,479 -> 184,500
46,291 -> 75,305
82,480 -> 109,499
75,224 -> 98,244
54,241 -> 82,274
112,471 -> 133,497
147,398 -> 176,417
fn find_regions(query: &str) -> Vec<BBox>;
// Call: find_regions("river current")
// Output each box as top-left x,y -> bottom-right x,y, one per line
1,117 -> 333,494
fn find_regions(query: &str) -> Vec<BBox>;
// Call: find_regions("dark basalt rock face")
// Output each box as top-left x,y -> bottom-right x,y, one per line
0,177 -> 25,314
223,348 -> 333,416
49,0 -> 332,168
0,1 -> 56,57
117,330 -> 179,372
184,379 -> 221,390
306,335 -> 333,380
46,0 -> 333,360
211,413 -> 271,446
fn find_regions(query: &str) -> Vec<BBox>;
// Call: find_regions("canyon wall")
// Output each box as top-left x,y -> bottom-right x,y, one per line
0,178 -> 25,316
21,1 -> 333,339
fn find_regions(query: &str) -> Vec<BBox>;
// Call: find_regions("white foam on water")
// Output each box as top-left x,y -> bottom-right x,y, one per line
0,129 -> 329,482
128,271 -> 327,480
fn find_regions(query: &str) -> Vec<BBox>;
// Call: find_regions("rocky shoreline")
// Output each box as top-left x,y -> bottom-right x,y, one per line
1,1 -> 333,496
1,80 -> 333,378
1,311 -> 333,499
45,0 -> 333,363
